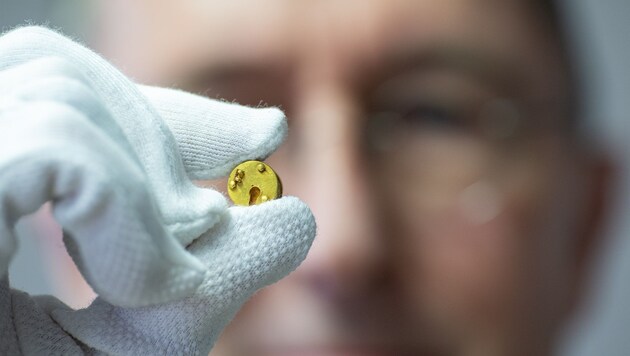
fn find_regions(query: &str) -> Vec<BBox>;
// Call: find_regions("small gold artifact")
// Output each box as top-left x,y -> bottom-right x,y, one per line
227,160 -> 282,205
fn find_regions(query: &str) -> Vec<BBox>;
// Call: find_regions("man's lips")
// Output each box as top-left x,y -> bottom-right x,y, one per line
253,346 -> 403,356
228,277 -> 429,356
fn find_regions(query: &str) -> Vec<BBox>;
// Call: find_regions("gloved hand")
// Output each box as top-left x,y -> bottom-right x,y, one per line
0,26 -> 315,355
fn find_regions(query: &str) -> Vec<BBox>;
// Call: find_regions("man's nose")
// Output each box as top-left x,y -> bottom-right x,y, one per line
284,87 -> 386,301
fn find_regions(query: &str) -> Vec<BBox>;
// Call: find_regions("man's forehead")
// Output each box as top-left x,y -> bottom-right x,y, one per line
107,0 -> 553,85
201,1 -> 462,59
195,0 -> 545,71
116,0 -> 561,102
178,0 -> 560,95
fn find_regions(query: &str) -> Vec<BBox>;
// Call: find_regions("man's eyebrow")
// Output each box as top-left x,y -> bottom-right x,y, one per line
182,59 -> 293,92
366,44 -> 519,94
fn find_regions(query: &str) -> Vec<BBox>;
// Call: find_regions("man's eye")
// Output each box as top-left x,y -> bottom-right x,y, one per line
366,97 -> 528,153
403,105 -> 463,130
364,104 -> 465,153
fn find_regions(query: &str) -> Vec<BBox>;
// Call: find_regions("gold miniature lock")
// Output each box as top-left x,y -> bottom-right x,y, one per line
227,160 -> 283,206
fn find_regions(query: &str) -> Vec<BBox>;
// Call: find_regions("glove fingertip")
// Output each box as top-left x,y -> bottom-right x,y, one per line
139,85 -> 289,180
192,196 -> 316,301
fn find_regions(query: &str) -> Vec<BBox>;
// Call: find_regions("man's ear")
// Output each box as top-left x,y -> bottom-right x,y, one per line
569,151 -> 616,311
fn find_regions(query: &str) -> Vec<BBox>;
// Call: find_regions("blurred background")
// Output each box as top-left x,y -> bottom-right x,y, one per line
1,0 -> 628,355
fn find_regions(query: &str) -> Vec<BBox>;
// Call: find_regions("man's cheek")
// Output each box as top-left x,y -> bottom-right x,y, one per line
400,192 -> 537,328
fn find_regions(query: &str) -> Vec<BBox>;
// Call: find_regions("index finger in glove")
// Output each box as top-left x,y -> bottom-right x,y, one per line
0,60 -> 205,307
0,26 -> 227,245
139,86 -> 288,180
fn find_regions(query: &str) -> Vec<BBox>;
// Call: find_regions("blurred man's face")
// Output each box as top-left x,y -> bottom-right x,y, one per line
100,0 -> 605,355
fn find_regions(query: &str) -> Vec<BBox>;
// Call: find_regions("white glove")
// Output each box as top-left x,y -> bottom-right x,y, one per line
0,26 -> 316,355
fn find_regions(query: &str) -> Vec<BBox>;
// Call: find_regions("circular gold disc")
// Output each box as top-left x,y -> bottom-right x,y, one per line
227,160 -> 283,206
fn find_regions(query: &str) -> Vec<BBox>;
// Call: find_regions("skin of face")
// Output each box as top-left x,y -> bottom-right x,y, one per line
87,0 -> 611,355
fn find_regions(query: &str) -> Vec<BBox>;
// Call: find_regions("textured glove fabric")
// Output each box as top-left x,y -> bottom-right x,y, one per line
0,26 -> 316,355
0,27 -> 214,307
0,26 -> 226,245
0,73 -> 205,307
53,197 -> 315,355
138,85 -> 288,180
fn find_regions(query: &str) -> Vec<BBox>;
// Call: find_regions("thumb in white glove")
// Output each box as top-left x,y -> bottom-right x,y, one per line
54,197 -> 315,355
